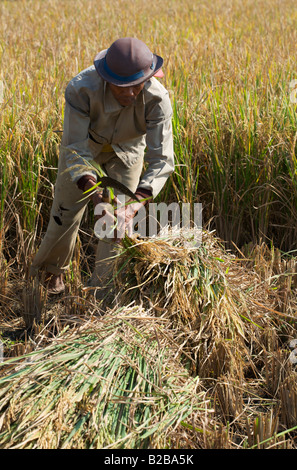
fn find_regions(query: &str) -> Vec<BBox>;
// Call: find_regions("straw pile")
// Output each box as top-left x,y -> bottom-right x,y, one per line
0,306 -> 210,449
114,230 -> 291,379
0,229 -> 297,448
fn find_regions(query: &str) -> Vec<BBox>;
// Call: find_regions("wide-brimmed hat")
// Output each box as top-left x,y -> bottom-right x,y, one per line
94,37 -> 164,87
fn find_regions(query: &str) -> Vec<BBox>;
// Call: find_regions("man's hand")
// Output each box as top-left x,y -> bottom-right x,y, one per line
82,179 -> 104,218
113,197 -> 146,242
81,177 -> 149,241
93,196 -> 144,241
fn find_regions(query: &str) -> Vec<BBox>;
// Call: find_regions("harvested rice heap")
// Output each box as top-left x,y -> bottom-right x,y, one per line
114,230 -> 285,379
0,306 -> 210,449
0,229 -> 296,449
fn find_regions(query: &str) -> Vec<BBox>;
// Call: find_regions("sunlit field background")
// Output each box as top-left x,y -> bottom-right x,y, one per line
1,0 -> 297,449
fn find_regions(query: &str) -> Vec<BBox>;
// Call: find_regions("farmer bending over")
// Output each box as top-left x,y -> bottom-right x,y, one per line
30,37 -> 174,295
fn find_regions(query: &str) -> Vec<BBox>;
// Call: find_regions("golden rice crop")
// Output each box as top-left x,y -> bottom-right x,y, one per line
1,0 -> 297,251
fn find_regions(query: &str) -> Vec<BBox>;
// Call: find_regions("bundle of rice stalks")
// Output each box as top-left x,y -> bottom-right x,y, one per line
0,305 -> 210,449
113,230 -> 291,380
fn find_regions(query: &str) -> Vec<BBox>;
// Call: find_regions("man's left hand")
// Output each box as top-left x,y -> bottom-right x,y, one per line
113,197 -> 146,242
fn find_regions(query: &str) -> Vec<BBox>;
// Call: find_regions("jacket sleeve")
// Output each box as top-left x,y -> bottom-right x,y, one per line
60,82 -> 97,183
138,89 -> 174,198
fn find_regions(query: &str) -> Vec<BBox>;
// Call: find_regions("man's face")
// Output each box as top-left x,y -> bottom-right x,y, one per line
108,82 -> 145,107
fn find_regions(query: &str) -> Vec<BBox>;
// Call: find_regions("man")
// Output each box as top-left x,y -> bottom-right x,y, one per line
30,37 -> 174,295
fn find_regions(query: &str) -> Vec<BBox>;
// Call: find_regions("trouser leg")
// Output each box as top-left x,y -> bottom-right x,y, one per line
30,160 -> 88,277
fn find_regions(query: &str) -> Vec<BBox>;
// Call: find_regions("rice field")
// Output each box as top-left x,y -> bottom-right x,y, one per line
1,0 -> 297,449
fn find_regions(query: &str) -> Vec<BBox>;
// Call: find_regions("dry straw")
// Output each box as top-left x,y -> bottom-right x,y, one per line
0,305 -> 209,449
114,230 -> 282,378
1,229 -> 297,448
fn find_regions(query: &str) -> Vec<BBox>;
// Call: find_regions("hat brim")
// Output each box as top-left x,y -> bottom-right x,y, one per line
94,49 -> 164,87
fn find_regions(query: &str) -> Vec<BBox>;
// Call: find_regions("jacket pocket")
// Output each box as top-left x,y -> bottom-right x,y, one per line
88,132 -> 107,157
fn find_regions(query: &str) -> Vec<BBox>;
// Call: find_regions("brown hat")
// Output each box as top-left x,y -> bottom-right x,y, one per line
94,37 -> 164,87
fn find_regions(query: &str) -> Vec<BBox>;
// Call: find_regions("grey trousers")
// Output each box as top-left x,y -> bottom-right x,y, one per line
30,151 -> 143,285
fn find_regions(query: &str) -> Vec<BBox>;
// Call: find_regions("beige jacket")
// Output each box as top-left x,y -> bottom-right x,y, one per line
60,65 -> 174,198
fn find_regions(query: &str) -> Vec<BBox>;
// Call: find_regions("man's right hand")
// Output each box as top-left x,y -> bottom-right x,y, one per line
80,177 -> 114,223
82,178 -> 104,213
